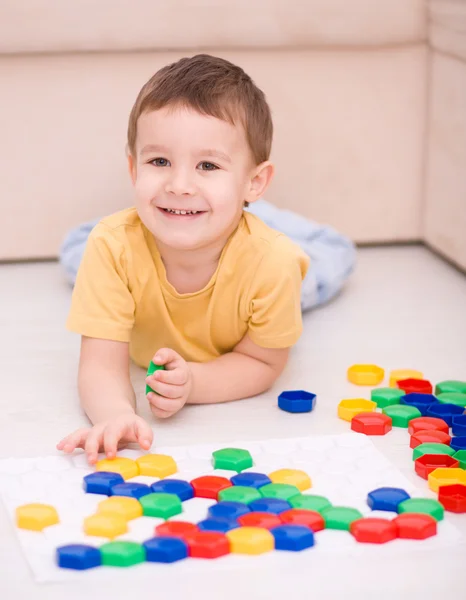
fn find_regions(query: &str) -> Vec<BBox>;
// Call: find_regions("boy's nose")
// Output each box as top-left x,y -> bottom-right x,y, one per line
164,169 -> 196,196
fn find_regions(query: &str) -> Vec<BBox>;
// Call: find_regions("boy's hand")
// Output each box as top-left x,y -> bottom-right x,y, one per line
56,413 -> 153,465
146,348 -> 192,419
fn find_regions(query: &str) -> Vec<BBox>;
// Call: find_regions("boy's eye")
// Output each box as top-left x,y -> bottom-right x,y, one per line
150,157 -> 170,167
198,162 -> 218,171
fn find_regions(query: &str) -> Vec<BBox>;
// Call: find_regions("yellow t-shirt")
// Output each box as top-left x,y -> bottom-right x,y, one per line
67,208 -> 310,368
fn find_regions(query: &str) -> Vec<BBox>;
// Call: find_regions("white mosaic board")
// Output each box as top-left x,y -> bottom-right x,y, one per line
0,433 -> 463,583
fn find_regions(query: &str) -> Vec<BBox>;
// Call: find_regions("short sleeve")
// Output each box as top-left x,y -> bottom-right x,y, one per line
66,224 -> 135,342
246,238 -> 310,348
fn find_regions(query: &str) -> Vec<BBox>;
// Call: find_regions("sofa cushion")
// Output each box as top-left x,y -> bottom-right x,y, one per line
0,0 -> 426,55
429,0 -> 466,62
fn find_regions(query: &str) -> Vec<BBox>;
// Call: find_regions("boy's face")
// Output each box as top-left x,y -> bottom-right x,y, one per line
128,106 -> 272,252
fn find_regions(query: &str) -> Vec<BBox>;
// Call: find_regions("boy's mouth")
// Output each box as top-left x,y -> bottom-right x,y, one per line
158,207 -> 206,218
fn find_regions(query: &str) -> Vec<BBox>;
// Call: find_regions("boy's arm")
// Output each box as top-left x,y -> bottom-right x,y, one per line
187,334 -> 289,404
78,336 -> 136,423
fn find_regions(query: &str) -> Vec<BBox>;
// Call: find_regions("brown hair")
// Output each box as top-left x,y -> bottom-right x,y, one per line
127,54 -> 273,165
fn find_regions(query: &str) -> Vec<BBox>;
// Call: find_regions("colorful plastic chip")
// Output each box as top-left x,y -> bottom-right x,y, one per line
271,524 -> 315,551
208,501 -> 250,520
396,378 -> 433,394
409,429 -> 451,449
226,526 -> 274,555
150,479 -> 194,501
435,380 -> 466,395
382,404 -> 422,427
438,484 -> 466,513
100,541 -> 145,567
197,518 -> 239,533
259,483 -> 301,501
83,514 -> 127,539
389,370 -> 423,388
351,412 -> 392,435
393,513 -> 437,539
238,512 -> 282,530
16,503 -> 59,531
322,507 -> 363,530
83,472 -> 125,495
289,494 -> 332,513
350,518 -> 397,544
248,498 -> 292,515
191,476 -> 232,500
186,532 -> 230,559
218,486 -> 262,505
437,392 -> 466,407
397,498 -> 444,521
268,469 -> 311,492
371,387 -> 404,409
110,482 -> 152,499
452,416 -> 466,437
139,493 -> 182,519
400,393 -> 438,416
155,521 -> 199,539
450,437 -> 466,452
279,509 -> 325,532
414,454 -> 459,479
145,360 -> 165,395
338,399 -> 377,422
427,467 -> 466,493
347,364 -> 384,386
230,472 -> 271,489
95,457 -> 139,480
453,449 -> 466,469
97,496 -> 142,521
135,454 -> 177,478
143,536 -> 188,563
212,448 -> 253,472
408,416 -> 449,435
412,443 -> 456,461
426,403 -> 464,427
56,544 -> 101,570
367,487 -> 410,511
278,390 -> 316,413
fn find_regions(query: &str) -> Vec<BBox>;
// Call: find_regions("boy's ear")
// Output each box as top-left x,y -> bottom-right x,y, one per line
127,149 -> 137,185
245,161 -> 274,205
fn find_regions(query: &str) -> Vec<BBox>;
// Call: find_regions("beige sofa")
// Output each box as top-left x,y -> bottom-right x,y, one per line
0,0 -> 464,270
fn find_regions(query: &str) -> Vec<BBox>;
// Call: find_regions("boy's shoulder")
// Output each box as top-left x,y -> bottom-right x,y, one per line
95,207 -> 142,234
241,211 -> 309,267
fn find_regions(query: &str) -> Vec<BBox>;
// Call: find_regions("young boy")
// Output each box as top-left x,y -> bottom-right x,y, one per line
57,54 -> 309,464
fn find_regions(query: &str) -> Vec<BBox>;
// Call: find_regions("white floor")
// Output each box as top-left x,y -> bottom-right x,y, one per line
1,245 -> 466,599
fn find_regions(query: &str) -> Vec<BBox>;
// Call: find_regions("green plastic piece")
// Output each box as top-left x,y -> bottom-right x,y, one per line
382,404 -> 422,427
437,392 -> 466,407
139,493 -> 182,519
322,506 -> 363,530
218,486 -> 262,504
412,442 -> 456,461
259,483 -> 301,501
371,387 -> 405,409
453,450 -> 466,470
100,541 -> 145,567
145,361 -> 165,395
397,498 -> 444,522
212,448 -> 253,472
290,494 -> 332,513
435,380 -> 466,396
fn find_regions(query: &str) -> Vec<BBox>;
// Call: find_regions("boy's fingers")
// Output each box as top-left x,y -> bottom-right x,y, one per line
147,380 -> 184,400
57,429 -> 89,453
148,368 -> 187,386
134,419 -> 153,450
85,431 -> 102,464
148,392 -> 182,412
152,348 -> 183,370
103,424 -> 126,459
149,404 -> 174,420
